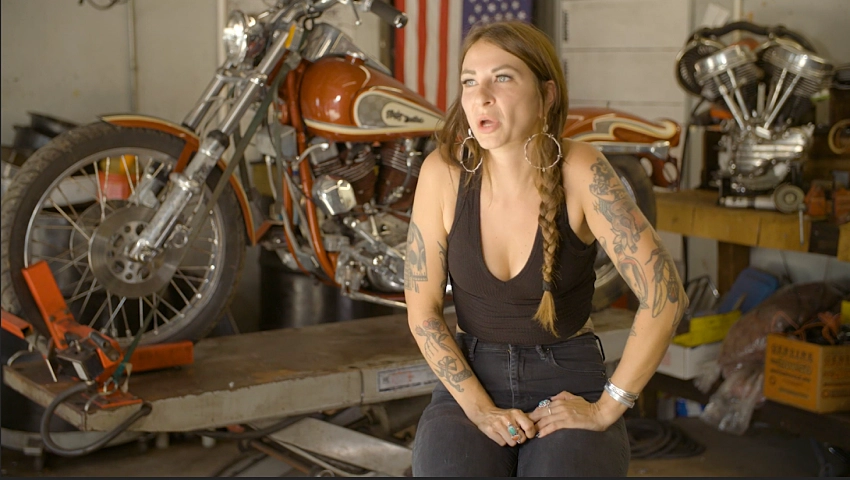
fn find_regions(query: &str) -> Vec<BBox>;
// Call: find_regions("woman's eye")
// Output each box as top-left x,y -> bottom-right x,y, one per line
461,78 -> 476,87
495,75 -> 511,82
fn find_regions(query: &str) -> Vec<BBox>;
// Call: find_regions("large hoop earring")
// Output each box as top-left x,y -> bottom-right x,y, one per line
457,128 -> 483,173
524,122 -> 563,171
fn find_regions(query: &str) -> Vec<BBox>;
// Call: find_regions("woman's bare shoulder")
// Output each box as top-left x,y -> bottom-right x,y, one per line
561,139 -> 602,186
419,148 -> 461,195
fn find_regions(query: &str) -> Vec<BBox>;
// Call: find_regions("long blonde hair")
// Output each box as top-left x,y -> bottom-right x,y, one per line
437,21 -> 570,336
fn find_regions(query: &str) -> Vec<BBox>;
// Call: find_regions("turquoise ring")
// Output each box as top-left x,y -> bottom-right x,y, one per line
507,424 -> 519,438
538,399 -> 551,408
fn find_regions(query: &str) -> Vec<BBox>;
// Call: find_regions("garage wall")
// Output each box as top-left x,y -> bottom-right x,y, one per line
0,0 -> 132,143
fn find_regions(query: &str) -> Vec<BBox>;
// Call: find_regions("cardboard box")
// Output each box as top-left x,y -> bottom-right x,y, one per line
656,342 -> 722,380
763,334 -> 850,414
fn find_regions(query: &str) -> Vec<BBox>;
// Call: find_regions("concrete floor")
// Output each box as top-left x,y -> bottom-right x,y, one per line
0,417 -> 839,477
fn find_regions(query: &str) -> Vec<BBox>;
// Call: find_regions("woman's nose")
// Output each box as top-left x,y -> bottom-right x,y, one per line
474,84 -> 494,106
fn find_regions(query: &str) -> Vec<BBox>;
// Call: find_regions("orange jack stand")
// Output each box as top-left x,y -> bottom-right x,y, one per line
17,261 -> 194,389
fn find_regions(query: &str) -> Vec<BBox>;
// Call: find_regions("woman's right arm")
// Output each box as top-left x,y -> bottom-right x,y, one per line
405,152 -> 535,446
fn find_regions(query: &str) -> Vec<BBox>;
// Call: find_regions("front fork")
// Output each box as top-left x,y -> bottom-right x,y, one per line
126,29 -> 297,263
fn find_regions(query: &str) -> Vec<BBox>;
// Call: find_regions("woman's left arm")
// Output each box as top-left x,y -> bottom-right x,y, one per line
531,144 -> 688,436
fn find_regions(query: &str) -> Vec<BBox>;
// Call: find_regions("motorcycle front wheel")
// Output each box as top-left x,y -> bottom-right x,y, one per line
591,155 -> 658,312
1,123 -> 245,345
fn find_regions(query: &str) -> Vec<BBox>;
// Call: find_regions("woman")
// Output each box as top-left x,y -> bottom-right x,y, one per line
404,21 -> 687,477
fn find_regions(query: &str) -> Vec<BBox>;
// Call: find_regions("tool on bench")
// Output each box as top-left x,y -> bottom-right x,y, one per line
1,261 -> 195,456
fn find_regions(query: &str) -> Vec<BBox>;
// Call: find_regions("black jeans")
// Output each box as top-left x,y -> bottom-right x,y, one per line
412,332 -> 630,477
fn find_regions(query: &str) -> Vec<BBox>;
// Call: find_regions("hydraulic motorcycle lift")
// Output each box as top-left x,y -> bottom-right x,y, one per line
2,262 -> 634,476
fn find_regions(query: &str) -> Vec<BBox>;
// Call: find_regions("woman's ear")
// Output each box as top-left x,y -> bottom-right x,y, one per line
543,80 -> 556,113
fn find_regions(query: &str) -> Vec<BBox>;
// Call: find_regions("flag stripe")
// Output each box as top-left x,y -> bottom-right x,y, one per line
446,1 -> 462,110
424,1 -> 441,104
404,0 -> 419,94
437,0 -> 449,111
417,0 -> 428,97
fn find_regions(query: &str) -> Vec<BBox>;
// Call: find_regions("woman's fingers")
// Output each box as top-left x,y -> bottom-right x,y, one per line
551,390 -> 576,401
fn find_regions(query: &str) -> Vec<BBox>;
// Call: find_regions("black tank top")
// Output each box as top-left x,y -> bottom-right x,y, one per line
446,171 -> 597,345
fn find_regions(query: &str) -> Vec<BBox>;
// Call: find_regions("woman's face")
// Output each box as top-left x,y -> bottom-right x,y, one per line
460,40 -> 545,153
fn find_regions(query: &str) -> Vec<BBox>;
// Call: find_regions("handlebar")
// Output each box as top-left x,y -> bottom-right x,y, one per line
694,20 -> 817,53
367,0 -> 408,29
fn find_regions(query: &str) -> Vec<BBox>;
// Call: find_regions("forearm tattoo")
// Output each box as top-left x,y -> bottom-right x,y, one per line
404,221 -> 427,292
590,157 -> 682,326
414,317 -> 472,392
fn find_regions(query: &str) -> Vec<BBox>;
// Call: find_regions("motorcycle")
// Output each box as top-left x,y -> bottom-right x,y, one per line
675,21 -> 835,213
1,0 -> 681,345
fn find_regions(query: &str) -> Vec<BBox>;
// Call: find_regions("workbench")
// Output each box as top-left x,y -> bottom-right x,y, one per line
2,308 -> 634,433
655,189 -> 850,293
651,188 -> 850,454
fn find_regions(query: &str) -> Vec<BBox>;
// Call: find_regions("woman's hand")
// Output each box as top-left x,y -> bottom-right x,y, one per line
468,406 -> 537,446
528,391 -> 619,437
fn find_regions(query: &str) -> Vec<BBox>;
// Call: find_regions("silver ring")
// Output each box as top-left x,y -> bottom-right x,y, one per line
548,406 -> 552,416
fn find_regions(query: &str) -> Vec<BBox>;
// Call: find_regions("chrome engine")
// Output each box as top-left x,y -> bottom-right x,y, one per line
676,28 -> 834,207
309,137 -> 434,295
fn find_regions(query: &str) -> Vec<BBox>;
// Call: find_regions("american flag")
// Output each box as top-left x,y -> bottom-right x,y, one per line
393,0 -> 533,112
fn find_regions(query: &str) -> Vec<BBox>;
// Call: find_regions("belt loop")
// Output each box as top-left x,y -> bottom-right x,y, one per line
594,335 -> 606,363
468,337 -> 478,362
535,345 -> 547,361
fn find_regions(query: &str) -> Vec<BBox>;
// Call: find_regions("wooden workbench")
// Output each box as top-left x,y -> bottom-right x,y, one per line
655,189 -> 850,292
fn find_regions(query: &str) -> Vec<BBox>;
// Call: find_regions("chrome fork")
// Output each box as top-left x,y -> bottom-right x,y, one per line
126,29 -> 294,263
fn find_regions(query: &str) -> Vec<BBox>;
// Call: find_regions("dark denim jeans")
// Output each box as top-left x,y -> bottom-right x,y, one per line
412,332 -> 630,477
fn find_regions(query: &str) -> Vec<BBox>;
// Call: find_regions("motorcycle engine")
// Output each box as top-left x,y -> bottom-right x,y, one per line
677,35 -> 834,197
311,136 -> 434,293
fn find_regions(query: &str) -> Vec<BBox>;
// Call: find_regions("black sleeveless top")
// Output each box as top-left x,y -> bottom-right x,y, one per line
446,171 -> 597,345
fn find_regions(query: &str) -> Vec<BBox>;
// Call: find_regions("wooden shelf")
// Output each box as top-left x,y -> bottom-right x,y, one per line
656,189 -> 849,262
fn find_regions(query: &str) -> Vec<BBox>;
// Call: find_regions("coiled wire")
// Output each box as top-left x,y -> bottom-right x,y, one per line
625,418 -> 706,459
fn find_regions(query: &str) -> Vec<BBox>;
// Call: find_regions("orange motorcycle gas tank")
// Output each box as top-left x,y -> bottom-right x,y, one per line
563,107 -> 681,147
299,55 -> 443,142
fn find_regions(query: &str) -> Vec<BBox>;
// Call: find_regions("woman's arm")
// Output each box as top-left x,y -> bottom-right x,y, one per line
532,142 -> 687,435
405,152 -> 535,445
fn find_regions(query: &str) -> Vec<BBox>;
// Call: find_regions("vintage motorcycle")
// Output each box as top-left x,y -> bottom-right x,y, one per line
675,21 -> 835,213
1,0 -> 681,345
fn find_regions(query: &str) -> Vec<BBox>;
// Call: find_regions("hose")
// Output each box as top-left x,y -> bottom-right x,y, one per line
40,381 -> 152,457
625,418 -> 706,459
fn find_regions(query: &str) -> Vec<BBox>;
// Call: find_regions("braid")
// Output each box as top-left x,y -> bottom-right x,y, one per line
532,134 -> 566,336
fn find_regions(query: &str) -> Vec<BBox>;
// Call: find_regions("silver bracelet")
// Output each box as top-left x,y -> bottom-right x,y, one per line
604,380 -> 639,409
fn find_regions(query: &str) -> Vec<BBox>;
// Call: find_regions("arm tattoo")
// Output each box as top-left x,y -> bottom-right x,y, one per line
414,317 -> 472,392
415,317 -> 453,358
404,221 -> 427,292
592,158 -> 685,328
435,357 -> 473,391
589,159 -> 652,310
438,240 -> 448,293
645,230 -> 682,318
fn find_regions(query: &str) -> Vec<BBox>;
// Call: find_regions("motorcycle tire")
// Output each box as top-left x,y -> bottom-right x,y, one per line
591,155 -> 658,312
1,122 -> 245,344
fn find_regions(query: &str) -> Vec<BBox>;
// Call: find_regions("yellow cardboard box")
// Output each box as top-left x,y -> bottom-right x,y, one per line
763,334 -> 850,413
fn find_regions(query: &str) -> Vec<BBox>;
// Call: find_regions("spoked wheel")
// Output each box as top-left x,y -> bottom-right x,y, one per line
591,155 -> 657,312
1,123 -> 245,344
